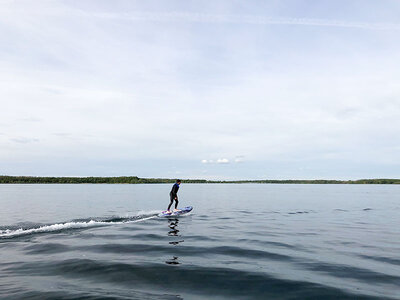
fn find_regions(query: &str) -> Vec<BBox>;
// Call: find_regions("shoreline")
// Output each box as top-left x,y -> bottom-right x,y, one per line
0,176 -> 399,184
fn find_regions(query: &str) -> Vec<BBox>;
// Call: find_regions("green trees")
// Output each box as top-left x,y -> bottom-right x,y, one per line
0,176 -> 206,184
0,176 -> 398,184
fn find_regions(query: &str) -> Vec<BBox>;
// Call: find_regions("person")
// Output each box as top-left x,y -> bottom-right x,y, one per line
167,179 -> 181,212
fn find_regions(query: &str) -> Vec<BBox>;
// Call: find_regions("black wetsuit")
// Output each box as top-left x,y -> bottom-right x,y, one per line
168,183 -> 180,210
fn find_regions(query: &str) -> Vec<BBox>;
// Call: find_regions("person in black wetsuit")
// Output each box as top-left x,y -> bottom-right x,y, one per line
167,179 -> 181,212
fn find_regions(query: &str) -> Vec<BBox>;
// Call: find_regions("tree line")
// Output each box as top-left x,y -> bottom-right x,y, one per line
0,176 -> 398,184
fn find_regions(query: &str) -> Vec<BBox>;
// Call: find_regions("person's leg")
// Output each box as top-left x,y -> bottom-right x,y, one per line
174,198 -> 179,209
167,195 -> 174,211
167,201 -> 173,211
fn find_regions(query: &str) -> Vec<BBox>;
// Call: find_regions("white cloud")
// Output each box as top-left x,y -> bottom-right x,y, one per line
6,5 -> 400,31
95,12 -> 400,31
201,158 -> 230,164
216,158 -> 230,164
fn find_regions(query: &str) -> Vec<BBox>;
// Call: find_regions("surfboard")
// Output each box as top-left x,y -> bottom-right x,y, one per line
158,206 -> 193,217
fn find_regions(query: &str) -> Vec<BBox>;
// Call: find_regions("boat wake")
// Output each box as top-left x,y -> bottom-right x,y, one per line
0,211 -> 160,239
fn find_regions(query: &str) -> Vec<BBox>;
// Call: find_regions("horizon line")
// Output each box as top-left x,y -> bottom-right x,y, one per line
0,175 -> 399,183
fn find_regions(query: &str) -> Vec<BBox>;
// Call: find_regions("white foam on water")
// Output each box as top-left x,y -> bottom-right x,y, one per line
0,214 -> 159,239
135,210 -> 162,217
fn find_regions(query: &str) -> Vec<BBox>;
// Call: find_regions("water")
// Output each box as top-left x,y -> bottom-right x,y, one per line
0,184 -> 399,299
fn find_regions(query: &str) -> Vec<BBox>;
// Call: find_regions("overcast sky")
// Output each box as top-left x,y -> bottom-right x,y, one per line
1,0 -> 399,180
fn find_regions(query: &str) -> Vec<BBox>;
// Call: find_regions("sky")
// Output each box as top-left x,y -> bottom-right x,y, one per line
0,0 -> 399,180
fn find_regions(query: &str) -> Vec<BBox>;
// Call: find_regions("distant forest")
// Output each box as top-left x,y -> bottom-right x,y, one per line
0,176 -> 399,184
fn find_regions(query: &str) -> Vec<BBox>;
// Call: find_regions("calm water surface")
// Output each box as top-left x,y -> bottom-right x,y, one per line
0,184 -> 399,299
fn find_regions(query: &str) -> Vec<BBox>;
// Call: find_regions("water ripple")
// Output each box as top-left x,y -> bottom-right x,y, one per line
4,259 -> 385,299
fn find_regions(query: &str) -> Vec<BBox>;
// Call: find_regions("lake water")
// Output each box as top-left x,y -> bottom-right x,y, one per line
0,184 -> 399,299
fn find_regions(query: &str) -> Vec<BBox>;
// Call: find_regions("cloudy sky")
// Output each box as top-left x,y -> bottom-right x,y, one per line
1,0 -> 399,180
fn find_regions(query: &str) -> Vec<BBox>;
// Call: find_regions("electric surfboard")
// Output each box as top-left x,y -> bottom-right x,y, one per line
158,206 -> 193,217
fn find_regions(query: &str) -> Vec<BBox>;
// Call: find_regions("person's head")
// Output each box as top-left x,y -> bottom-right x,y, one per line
176,179 -> 181,185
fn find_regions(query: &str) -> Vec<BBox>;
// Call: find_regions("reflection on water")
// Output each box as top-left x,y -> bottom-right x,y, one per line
165,256 -> 180,265
168,218 -> 180,236
169,240 -> 184,245
166,218 -> 184,265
